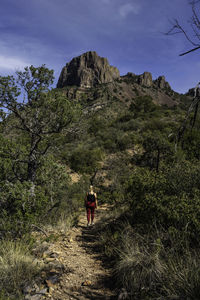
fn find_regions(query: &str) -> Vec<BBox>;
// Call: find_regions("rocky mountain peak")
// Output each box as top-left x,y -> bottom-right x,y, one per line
57,51 -> 120,88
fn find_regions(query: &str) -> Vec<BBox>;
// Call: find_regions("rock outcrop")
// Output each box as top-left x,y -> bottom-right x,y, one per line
154,76 -> 171,90
137,72 -> 153,87
57,51 -> 120,88
124,72 -> 171,91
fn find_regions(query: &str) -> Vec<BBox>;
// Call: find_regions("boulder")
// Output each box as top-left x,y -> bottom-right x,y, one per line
57,51 -> 120,88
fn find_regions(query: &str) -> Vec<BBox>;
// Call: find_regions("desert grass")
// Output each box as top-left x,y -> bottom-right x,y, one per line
95,211 -> 200,300
0,239 -> 43,297
163,251 -> 200,300
114,225 -> 200,299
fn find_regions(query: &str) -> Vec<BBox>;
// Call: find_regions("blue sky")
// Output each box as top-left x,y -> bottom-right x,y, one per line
0,0 -> 200,93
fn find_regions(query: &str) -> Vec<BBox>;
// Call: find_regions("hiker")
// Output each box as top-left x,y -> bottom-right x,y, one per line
85,185 -> 98,226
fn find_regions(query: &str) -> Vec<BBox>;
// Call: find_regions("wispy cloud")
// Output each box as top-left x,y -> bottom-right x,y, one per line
0,55 -> 30,72
0,0 -> 197,93
119,2 -> 141,18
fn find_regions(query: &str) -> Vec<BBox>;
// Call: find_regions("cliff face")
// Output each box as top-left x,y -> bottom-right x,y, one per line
57,51 -> 120,88
56,51 -> 188,107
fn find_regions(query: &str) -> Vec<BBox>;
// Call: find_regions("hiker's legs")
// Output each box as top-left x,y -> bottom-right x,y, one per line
91,207 -> 95,222
86,207 -> 91,223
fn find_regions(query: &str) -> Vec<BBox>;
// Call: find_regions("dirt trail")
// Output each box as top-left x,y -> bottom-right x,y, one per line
44,205 -> 116,300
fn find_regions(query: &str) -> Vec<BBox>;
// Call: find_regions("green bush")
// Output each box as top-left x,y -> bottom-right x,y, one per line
88,116 -> 108,135
129,95 -> 156,116
0,154 -> 72,237
124,165 -> 200,244
116,133 -> 135,151
182,129 -> 200,160
0,181 -> 49,237
70,146 -> 104,173
96,127 -> 119,152
135,131 -> 173,171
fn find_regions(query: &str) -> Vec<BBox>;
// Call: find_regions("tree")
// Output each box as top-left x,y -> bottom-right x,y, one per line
0,65 -> 80,236
166,0 -> 200,56
141,131 -> 172,172
0,65 -> 79,186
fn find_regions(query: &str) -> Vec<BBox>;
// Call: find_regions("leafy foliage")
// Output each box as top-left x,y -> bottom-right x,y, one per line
0,65 -> 79,183
0,64 -> 200,299
0,65 -> 79,237
70,145 -> 104,173
124,165 -> 200,243
129,95 -> 156,116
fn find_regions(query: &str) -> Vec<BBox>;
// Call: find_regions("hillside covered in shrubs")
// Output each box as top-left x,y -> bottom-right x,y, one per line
0,52 -> 199,299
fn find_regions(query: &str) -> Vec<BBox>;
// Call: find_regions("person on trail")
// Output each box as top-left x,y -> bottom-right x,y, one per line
85,185 -> 98,226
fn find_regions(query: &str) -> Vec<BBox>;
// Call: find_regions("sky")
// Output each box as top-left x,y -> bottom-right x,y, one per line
1,0 -> 200,93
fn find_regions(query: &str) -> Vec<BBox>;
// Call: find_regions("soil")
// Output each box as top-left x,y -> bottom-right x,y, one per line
43,204 -> 117,300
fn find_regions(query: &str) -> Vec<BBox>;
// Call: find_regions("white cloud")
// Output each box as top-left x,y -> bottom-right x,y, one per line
0,55 -> 30,72
119,2 -> 140,18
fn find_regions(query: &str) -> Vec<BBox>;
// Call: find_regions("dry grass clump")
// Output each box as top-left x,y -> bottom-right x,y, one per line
95,213 -> 200,299
115,230 -> 165,298
54,212 -> 78,234
0,239 -> 43,296
164,252 -> 200,300
114,225 -> 200,299
43,210 -> 79,237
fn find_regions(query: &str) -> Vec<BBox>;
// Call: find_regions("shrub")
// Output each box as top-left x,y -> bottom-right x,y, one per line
135,131 -> 173,171
116,133 -> 135,151
70,146 -> 104,173
88,116 -> 108,135
124,165 -> 200,244
0,181 -> 49,237
182,129 -> 200,160
129,95 -> 156,116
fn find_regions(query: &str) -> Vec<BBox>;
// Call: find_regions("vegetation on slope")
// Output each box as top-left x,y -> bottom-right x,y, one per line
0,65 -> 199,299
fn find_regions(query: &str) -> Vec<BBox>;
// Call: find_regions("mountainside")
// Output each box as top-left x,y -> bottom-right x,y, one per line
1,53 -> 199,300
53,53 -> 200,300
57,51 -> 188,107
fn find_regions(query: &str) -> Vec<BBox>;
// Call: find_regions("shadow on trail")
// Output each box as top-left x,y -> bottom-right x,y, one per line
74,210 -> 117,299
64,285 -> 116,300
77,211 -> 112,267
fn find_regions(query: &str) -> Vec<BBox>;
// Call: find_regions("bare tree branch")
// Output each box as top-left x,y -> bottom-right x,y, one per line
166,1 -> 200,55
179,45 -> 200,56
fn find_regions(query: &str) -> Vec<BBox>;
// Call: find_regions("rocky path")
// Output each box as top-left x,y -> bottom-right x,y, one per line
42,205 -> 116,300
